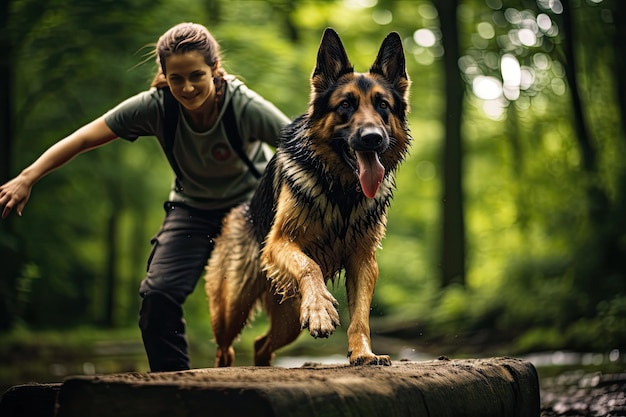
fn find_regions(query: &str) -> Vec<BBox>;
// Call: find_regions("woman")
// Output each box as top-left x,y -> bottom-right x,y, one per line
0,22 -> 290,372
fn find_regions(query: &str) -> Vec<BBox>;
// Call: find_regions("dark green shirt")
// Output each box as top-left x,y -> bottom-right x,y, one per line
104,76 -> 290,209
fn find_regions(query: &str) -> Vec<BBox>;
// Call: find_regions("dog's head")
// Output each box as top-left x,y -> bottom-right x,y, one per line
307,28 -> 411,199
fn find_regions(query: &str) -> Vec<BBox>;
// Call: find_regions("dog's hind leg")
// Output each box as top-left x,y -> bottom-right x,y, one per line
253,295 -> 302,366
208,288 -> 257,367
206,265 -> 265,367
344,252 -> 391,366
205,206 -> 265,367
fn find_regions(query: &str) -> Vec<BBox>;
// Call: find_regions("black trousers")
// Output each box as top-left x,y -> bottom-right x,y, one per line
138,202 -> 230,372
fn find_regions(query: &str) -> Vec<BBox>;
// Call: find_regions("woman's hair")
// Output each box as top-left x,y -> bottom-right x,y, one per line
151,22 -> 226,88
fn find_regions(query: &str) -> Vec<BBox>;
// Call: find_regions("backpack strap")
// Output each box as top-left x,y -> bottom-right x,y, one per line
162,88 -> 185,190
162,87 -> 262,184
222,99 -> 262,179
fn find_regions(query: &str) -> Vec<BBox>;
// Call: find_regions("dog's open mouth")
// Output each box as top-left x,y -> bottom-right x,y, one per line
355,151 -> 385,198
337,141 -> 385,198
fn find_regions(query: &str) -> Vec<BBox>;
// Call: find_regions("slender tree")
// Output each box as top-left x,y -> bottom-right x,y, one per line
433,0 -> 466,287
610,0 -> 626,140
0,0 -> 11,185
0,0 -> 23,330
559,0 -> 609,223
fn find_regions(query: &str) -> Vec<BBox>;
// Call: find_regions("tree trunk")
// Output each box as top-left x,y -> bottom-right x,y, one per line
0,0 -> 12,185
434,0 -> 466,287
103,207 -> 119,327
612,0 -> 626,137
560,0 -> 609,223
0,0 -> 22,331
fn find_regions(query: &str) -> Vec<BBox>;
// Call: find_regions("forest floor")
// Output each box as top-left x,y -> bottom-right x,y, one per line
539,369 -> 626,416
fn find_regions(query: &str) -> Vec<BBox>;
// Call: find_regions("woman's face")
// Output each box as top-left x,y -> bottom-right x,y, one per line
164,51 -> 216,111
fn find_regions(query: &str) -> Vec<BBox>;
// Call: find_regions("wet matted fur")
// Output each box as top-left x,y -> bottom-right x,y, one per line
205,28 -> 411,367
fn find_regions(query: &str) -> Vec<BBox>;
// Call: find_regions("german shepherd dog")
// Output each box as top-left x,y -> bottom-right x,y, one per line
205,28 -> 411,367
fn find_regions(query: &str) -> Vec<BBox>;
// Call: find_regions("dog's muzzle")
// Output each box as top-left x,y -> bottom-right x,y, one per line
348,126 -> 388,199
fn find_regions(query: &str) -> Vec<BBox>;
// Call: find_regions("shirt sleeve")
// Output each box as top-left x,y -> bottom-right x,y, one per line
103,89 -> 164,142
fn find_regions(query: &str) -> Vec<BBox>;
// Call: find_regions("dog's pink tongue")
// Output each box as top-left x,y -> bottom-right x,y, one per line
356,151 -> 385,198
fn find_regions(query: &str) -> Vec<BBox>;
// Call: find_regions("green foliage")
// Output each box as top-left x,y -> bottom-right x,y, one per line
514,295 -> 626,353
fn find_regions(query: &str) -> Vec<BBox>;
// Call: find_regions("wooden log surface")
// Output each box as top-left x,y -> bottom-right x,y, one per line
1,357 -> 540,417
0,382 -> 62,417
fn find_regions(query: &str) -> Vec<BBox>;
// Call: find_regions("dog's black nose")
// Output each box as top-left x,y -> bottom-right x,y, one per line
355,127 -> 386,151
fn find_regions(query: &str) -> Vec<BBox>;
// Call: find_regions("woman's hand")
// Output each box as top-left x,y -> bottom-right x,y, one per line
0,174 -> 33,218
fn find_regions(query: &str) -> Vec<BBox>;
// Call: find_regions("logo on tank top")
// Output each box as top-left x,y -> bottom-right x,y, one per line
212,143 -> 232,161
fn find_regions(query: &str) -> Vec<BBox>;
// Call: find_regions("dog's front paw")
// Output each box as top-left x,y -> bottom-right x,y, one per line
348,352 -> 392,366
300,292 -> 340,338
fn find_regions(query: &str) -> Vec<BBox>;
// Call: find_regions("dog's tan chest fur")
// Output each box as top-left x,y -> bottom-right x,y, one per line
273,182 -> 387,275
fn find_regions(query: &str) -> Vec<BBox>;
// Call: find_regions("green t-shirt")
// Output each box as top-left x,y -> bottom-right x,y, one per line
104,76 -> 290,209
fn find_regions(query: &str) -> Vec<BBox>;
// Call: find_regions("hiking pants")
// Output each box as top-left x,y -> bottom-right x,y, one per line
138,201 -> 230,372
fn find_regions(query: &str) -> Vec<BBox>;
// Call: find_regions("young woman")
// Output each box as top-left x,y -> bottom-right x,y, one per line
0,22 -> 290,372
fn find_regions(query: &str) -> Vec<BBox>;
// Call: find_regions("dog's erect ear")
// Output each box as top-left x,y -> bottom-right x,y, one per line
370,32 -> 409,97
311,28 -> 354,94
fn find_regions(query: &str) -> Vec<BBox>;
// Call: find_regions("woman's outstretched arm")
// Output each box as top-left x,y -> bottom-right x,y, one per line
0,117 -> 118,219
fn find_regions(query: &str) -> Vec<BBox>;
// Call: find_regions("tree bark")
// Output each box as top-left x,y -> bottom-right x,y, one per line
0,0 -> 12,185
0,0 -> 22,331
434,0 -> 466,287
560,0 -> 596,174
560,0 -> 609,223
611,0 -> 626,138
103,209 -> 119,327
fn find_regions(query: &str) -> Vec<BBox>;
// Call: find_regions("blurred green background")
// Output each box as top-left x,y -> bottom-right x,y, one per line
1,0 -> 625,391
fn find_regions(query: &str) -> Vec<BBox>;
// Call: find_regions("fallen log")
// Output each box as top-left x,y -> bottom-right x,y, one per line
1,357 -> 540,417
0,382 -> 61,417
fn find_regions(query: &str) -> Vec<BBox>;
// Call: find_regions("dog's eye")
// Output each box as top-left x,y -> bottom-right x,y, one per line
379,100 -> 389,109
340,100 -> 351,109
